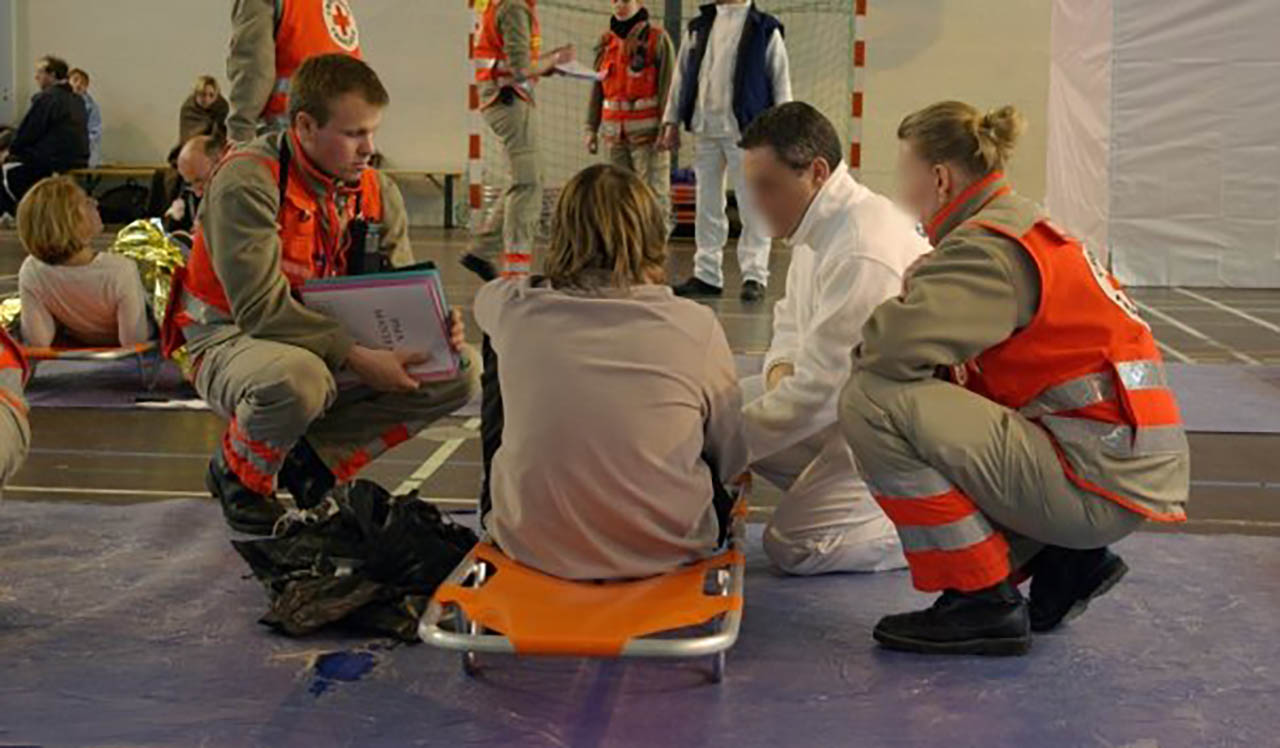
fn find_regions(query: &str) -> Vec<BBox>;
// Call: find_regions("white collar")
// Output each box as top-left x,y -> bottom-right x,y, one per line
786,166 -> 863,254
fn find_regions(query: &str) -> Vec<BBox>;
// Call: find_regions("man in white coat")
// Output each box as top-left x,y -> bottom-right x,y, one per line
738,102 -> 931,575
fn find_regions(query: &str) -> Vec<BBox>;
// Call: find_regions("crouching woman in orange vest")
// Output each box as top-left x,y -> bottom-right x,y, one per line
0,327 -> 31,498
839,101 -> 1189,656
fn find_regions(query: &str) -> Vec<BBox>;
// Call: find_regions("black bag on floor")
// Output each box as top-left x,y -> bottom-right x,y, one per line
231,479 -> 478,641
96,182 -> 150,224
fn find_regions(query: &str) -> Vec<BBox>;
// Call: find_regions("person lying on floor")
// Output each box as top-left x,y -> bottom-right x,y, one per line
839,101 -> 1189,656
16,175 -> 155,349
0,327 -> 31,499
736,102 -> 930,576
474,163 -> 749,580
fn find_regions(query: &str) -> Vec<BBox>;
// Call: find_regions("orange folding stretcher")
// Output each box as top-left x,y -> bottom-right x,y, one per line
419,483 -> 750,683
23,341 -> 163,390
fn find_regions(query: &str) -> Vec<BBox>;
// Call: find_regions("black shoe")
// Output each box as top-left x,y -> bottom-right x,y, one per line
205,450 -> 285,535
873,580 -> 1031,656
460,252 -> 499,282
1028,546 -> 1129,633
740,280 -> 765,303
277,438 -> 336,511
672,276 -> 723,298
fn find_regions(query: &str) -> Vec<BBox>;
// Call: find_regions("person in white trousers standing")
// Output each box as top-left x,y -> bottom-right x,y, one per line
738,102 -> 931,575
659,0 -> 791,302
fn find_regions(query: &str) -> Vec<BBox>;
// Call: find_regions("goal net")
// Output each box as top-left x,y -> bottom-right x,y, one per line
467,0 -> 860,233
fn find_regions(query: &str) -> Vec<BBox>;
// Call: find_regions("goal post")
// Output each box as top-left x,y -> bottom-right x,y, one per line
465,0 -> 866,232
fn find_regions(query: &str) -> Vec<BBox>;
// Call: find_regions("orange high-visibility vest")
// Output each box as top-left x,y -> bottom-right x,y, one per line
473,0 -> 542,105
162,130 -> 383,356
957,217 -> 1187,521
0,328 -> 28,419
262,0 -> 364,126
597,22 -> 663,144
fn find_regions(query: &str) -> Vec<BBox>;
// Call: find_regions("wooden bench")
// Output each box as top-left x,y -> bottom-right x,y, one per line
383,169 -> 464,229
66,165 -> 167,196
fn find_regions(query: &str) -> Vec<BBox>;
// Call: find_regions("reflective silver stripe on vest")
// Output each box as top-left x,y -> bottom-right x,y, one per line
897,513 -> 996,554
273,77 -> 290,95
1041,415 -> 1189,458
1020,359 -> 1168,419
865,466 -> 954,498
603,97 -> 661,112
179,288 -> 233,327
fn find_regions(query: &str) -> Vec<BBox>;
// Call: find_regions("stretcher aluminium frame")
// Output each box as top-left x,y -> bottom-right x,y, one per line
23,341 -> 162,391
419,489 -> 749,683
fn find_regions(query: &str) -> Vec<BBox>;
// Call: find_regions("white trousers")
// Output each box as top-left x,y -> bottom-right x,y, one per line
742,375 -> 906,576
693,135 -> 772,288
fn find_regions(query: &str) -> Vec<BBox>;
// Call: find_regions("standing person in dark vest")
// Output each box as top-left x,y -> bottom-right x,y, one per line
658,0 -> 791,303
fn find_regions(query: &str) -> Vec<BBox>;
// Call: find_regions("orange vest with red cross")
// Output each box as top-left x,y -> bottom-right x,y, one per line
263,0 -> 364,126
162,133 -> 383,356
597,22 -> 663,144
957,217 -> 1187,521
473,0 -> 542,104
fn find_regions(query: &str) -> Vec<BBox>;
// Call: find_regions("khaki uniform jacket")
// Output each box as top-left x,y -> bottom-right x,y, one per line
187,131 -> 412,371
227,0 -> 286,143
856,187 -> 1189,514
478,0 -> 537,109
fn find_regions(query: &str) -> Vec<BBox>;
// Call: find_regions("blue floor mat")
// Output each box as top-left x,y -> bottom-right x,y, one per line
1,498 -> 1277,747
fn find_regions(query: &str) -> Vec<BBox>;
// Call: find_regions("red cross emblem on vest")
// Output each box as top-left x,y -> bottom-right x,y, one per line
324,0 -> 360,51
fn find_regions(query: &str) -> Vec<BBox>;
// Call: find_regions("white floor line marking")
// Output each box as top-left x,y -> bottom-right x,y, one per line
1135,300 -> 1260,365
393,416 -> 480,495
1154,339 -> 1194,364
3,483 -> 480,508
1174,287 -> 1280,336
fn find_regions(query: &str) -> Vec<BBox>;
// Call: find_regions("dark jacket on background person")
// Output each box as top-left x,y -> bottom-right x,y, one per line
179,93 -> 230,145
9,82 -> 89,171
675,2 -> 783,133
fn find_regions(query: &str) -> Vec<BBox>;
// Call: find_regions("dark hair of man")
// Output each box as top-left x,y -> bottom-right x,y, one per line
739,101 -> 844,172
40,56 -> 70,81
288,54 -> 390,127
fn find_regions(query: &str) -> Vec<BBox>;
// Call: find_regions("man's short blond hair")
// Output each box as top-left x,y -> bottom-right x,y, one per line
17,176 -> 91,266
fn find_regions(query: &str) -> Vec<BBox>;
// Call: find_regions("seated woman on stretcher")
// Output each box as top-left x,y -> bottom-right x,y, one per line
474,163 -> 749,580
16,176 -> 155,348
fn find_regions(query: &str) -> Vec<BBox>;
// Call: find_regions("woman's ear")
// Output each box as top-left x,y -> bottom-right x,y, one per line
932,163 -> 952,205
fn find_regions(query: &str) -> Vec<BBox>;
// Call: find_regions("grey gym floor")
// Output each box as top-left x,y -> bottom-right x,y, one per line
1,227 -> 1278,537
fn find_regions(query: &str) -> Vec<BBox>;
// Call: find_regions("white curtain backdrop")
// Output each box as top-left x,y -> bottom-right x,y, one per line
1046,0 -> 1280,287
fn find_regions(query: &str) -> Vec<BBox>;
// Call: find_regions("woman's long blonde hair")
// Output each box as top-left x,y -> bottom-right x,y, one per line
16,176 -> 92,266
544,164 -> 668,290
897,101 -> 1027,177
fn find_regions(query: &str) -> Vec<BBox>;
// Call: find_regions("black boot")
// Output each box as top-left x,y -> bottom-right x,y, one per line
460,252 -> 499,283
1028,546 -> 1129,633
277,438 -> 336,511
672,276 -> 723,298
873,580 -> 1031,656
205,449 -> 286,535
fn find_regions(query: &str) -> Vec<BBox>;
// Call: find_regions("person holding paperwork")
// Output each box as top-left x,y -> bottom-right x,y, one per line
462,0 -> 575,278
162,54 -> 478,535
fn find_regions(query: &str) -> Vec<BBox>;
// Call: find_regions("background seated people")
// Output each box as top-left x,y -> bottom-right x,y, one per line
474,163 -> 749,581
0,56 -> 89,219
16,176 -> 154,348
180,75 -> 230,145
69,68 -> 102,167
165,134 -> 228,234
736,102 -> 930,576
